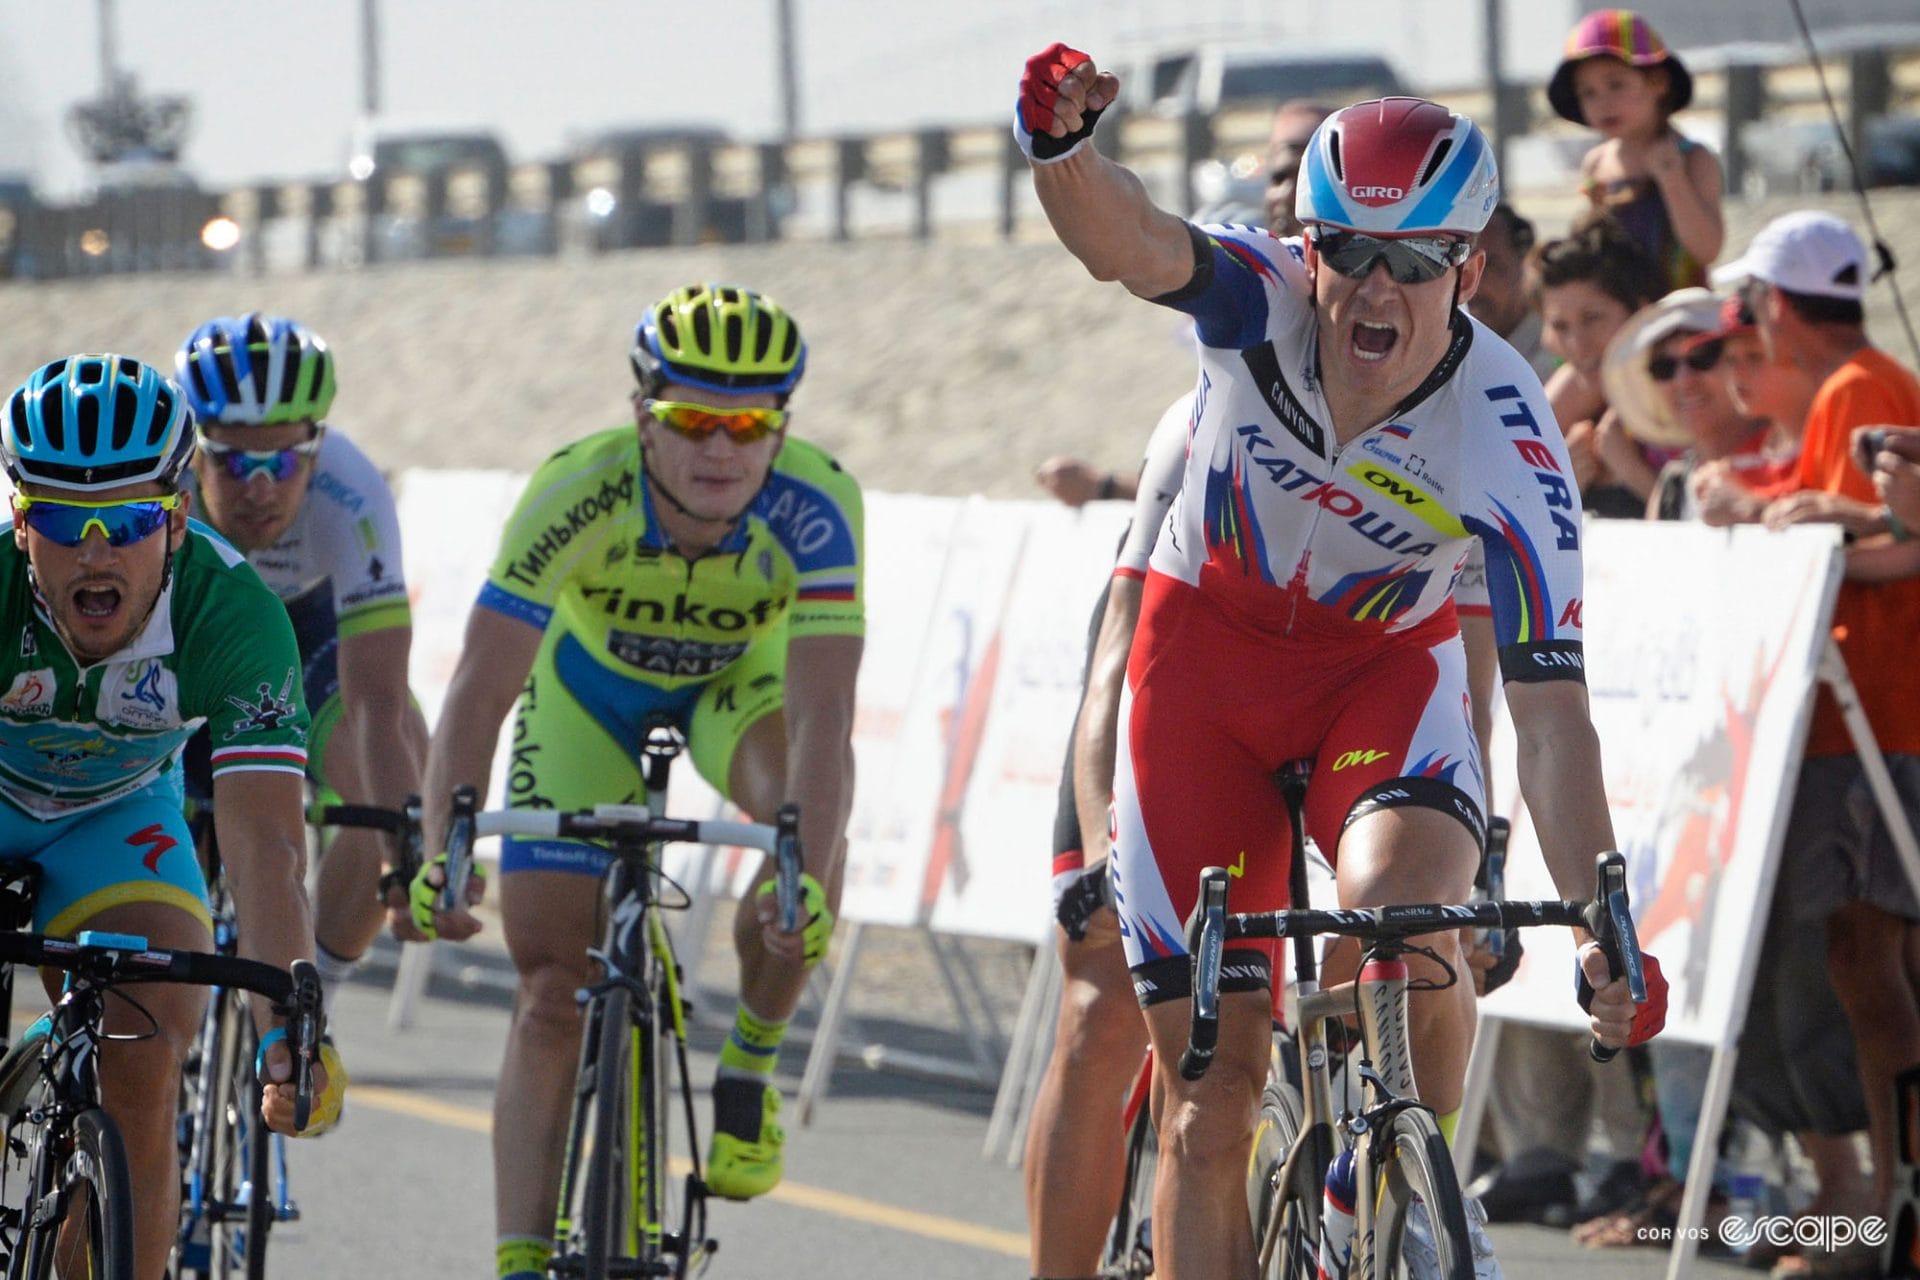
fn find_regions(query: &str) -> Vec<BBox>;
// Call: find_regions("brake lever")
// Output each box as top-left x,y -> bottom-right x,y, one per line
286,958 -> 322,1132
1179,866 -> 1230,1081
442,785 -> 478,914
1581,851 -> 1645,1062
774,803 -> 802,933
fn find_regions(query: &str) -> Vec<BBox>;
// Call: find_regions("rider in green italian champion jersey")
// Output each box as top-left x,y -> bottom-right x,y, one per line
0,354 -> 345,1280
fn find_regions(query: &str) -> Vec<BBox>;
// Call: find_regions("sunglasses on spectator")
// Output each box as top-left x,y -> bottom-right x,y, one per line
198,433 -> 323,483
1311,229 -> 1472,284
1648,339 -> 1724,381
12,492 -> 182,547
643,399 -> 788,443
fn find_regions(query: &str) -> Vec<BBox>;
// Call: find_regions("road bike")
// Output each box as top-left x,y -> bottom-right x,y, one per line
362,720 -> 799,1279
1179,765 -> 1648,1279
0,864 -> 322,1280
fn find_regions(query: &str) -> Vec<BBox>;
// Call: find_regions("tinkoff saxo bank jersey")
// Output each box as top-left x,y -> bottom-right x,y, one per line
478,426 -> 864,688
0,522 -> 309,819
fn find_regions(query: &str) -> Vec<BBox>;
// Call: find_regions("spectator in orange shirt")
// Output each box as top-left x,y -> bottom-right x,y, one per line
1712,211 -> 1920,1244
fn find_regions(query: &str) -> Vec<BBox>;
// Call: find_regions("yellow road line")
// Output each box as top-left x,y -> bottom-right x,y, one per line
350,1084 -> 1028,1258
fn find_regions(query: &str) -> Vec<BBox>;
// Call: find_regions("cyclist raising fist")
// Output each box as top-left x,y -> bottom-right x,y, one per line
1017,43 -> 1665,1280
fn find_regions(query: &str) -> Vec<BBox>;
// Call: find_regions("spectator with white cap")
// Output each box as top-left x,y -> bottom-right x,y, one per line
1712,210 -> 1920,1265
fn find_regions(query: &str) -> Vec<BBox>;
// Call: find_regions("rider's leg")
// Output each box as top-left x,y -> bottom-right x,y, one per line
311,699 -> 431,996
1330,806 -> 1481,1112
1141,990 -> 1271,1280
495,868 -> 602,1248
1024,929 -> 1147,1278
49,900 -> 212,1280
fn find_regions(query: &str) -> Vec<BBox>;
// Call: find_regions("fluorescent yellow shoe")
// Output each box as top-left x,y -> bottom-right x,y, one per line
705,1080 -> 784,1200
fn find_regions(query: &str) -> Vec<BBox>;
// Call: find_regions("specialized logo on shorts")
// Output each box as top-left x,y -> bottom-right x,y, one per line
1331,748 -> 1390,771
126,822 -> 177,874
222,670 -> 300,739
100,658 -> 180,731
0,669 -> 56,719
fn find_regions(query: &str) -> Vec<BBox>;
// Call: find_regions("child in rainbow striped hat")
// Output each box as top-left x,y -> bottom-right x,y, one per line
1548,8 -> 1725,294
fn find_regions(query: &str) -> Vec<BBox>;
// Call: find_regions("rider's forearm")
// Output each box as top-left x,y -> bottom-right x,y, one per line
346,698 -> 426,868
1073,575 -> 1143,858
785,711 -> 855,884
1512,706 -> 1618,906
421,699 -> 504,854
1032,147 -> 1195,298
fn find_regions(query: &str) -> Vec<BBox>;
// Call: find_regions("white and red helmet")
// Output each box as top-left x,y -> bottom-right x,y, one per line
1295,97 -> 1499,237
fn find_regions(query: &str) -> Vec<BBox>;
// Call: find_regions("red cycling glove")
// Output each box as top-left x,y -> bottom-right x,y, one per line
1576,947 -> 1668,1047
1014,42 -> 1104,163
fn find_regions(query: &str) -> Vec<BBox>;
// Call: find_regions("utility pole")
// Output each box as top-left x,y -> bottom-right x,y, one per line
361,0 -> 381,117
97,0 -> 118,92
775,0 -> 799,140
1481,0 -> 1509,183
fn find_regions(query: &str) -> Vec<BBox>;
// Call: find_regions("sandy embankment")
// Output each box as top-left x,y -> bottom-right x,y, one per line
0,188 -> 1916,497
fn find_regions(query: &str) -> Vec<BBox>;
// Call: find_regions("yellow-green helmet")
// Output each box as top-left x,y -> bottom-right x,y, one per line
629,283 -> 806,399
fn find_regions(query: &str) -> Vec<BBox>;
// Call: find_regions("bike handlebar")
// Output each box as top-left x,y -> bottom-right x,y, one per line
315,796 -> 805,932
1181,850 -> 1645,1079
0,932 -> 325,1129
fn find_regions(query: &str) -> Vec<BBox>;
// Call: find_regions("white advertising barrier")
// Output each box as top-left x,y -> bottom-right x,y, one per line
838,496 -> 1040,928
397,468 -> 530,803
1481,521 -> 1843,1046
930,499 -> 1131,943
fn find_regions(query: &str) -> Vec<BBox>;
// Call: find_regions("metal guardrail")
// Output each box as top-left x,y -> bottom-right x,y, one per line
2,44 -> 1916,281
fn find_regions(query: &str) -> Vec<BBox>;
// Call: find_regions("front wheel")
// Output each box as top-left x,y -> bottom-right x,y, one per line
27,1107 -> 135,1280
1365,1107 -> 1476,1280
580,985 -> 635,1279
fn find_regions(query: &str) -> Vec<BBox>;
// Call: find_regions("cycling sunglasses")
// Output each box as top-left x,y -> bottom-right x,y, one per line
12,492 -> 183,548
643,398 -> 788,444
197,433 -> 323,483
1311,229 -> 1472,284
1648,339 -> 1724,382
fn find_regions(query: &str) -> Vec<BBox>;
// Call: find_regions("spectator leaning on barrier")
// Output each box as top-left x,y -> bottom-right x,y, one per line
1548,8 -> 1723,293
1711,211 -> 1920,1253
1597,287 -> 1759,520
1031,100 -> 1333,510
1535,217 -> 1666,517
1688,293 -> 1818,524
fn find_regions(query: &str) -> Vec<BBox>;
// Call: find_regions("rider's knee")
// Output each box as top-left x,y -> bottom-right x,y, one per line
515,957 -> 595,1032
1057,980 -> 1146,1061
1157,1071 -> 1260,1167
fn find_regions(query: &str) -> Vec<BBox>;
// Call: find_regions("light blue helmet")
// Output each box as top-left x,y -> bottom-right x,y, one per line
1,354 -> 197,492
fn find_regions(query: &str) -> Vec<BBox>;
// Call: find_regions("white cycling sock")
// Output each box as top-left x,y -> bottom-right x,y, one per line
313,942 -> 359,1021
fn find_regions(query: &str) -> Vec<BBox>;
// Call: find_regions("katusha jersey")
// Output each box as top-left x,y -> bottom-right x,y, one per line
479,426 -> 864,687
1149,223 -> 1586,684
189,429 -> 412,638
0,522 -> 309,819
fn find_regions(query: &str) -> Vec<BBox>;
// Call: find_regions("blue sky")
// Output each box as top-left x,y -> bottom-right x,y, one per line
0,0 -> 1582,197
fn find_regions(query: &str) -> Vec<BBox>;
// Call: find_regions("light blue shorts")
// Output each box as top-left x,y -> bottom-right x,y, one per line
0,766 -> 210,938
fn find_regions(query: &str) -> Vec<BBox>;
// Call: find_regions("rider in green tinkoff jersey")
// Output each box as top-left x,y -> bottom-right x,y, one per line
0,355 -> 346,1280
411,285 -> 864,1280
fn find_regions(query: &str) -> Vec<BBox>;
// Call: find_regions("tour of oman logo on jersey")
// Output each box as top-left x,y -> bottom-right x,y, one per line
221,670 -> 300,740
0,669 -> 55,718
100,658 -> 180,731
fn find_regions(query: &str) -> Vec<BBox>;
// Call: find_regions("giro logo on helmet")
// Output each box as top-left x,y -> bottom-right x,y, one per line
1350,185 -> 1407,201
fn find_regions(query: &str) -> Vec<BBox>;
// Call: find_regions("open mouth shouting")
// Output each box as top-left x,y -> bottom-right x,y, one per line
71,580 -> 125,623
1351,320 -> 1401,363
